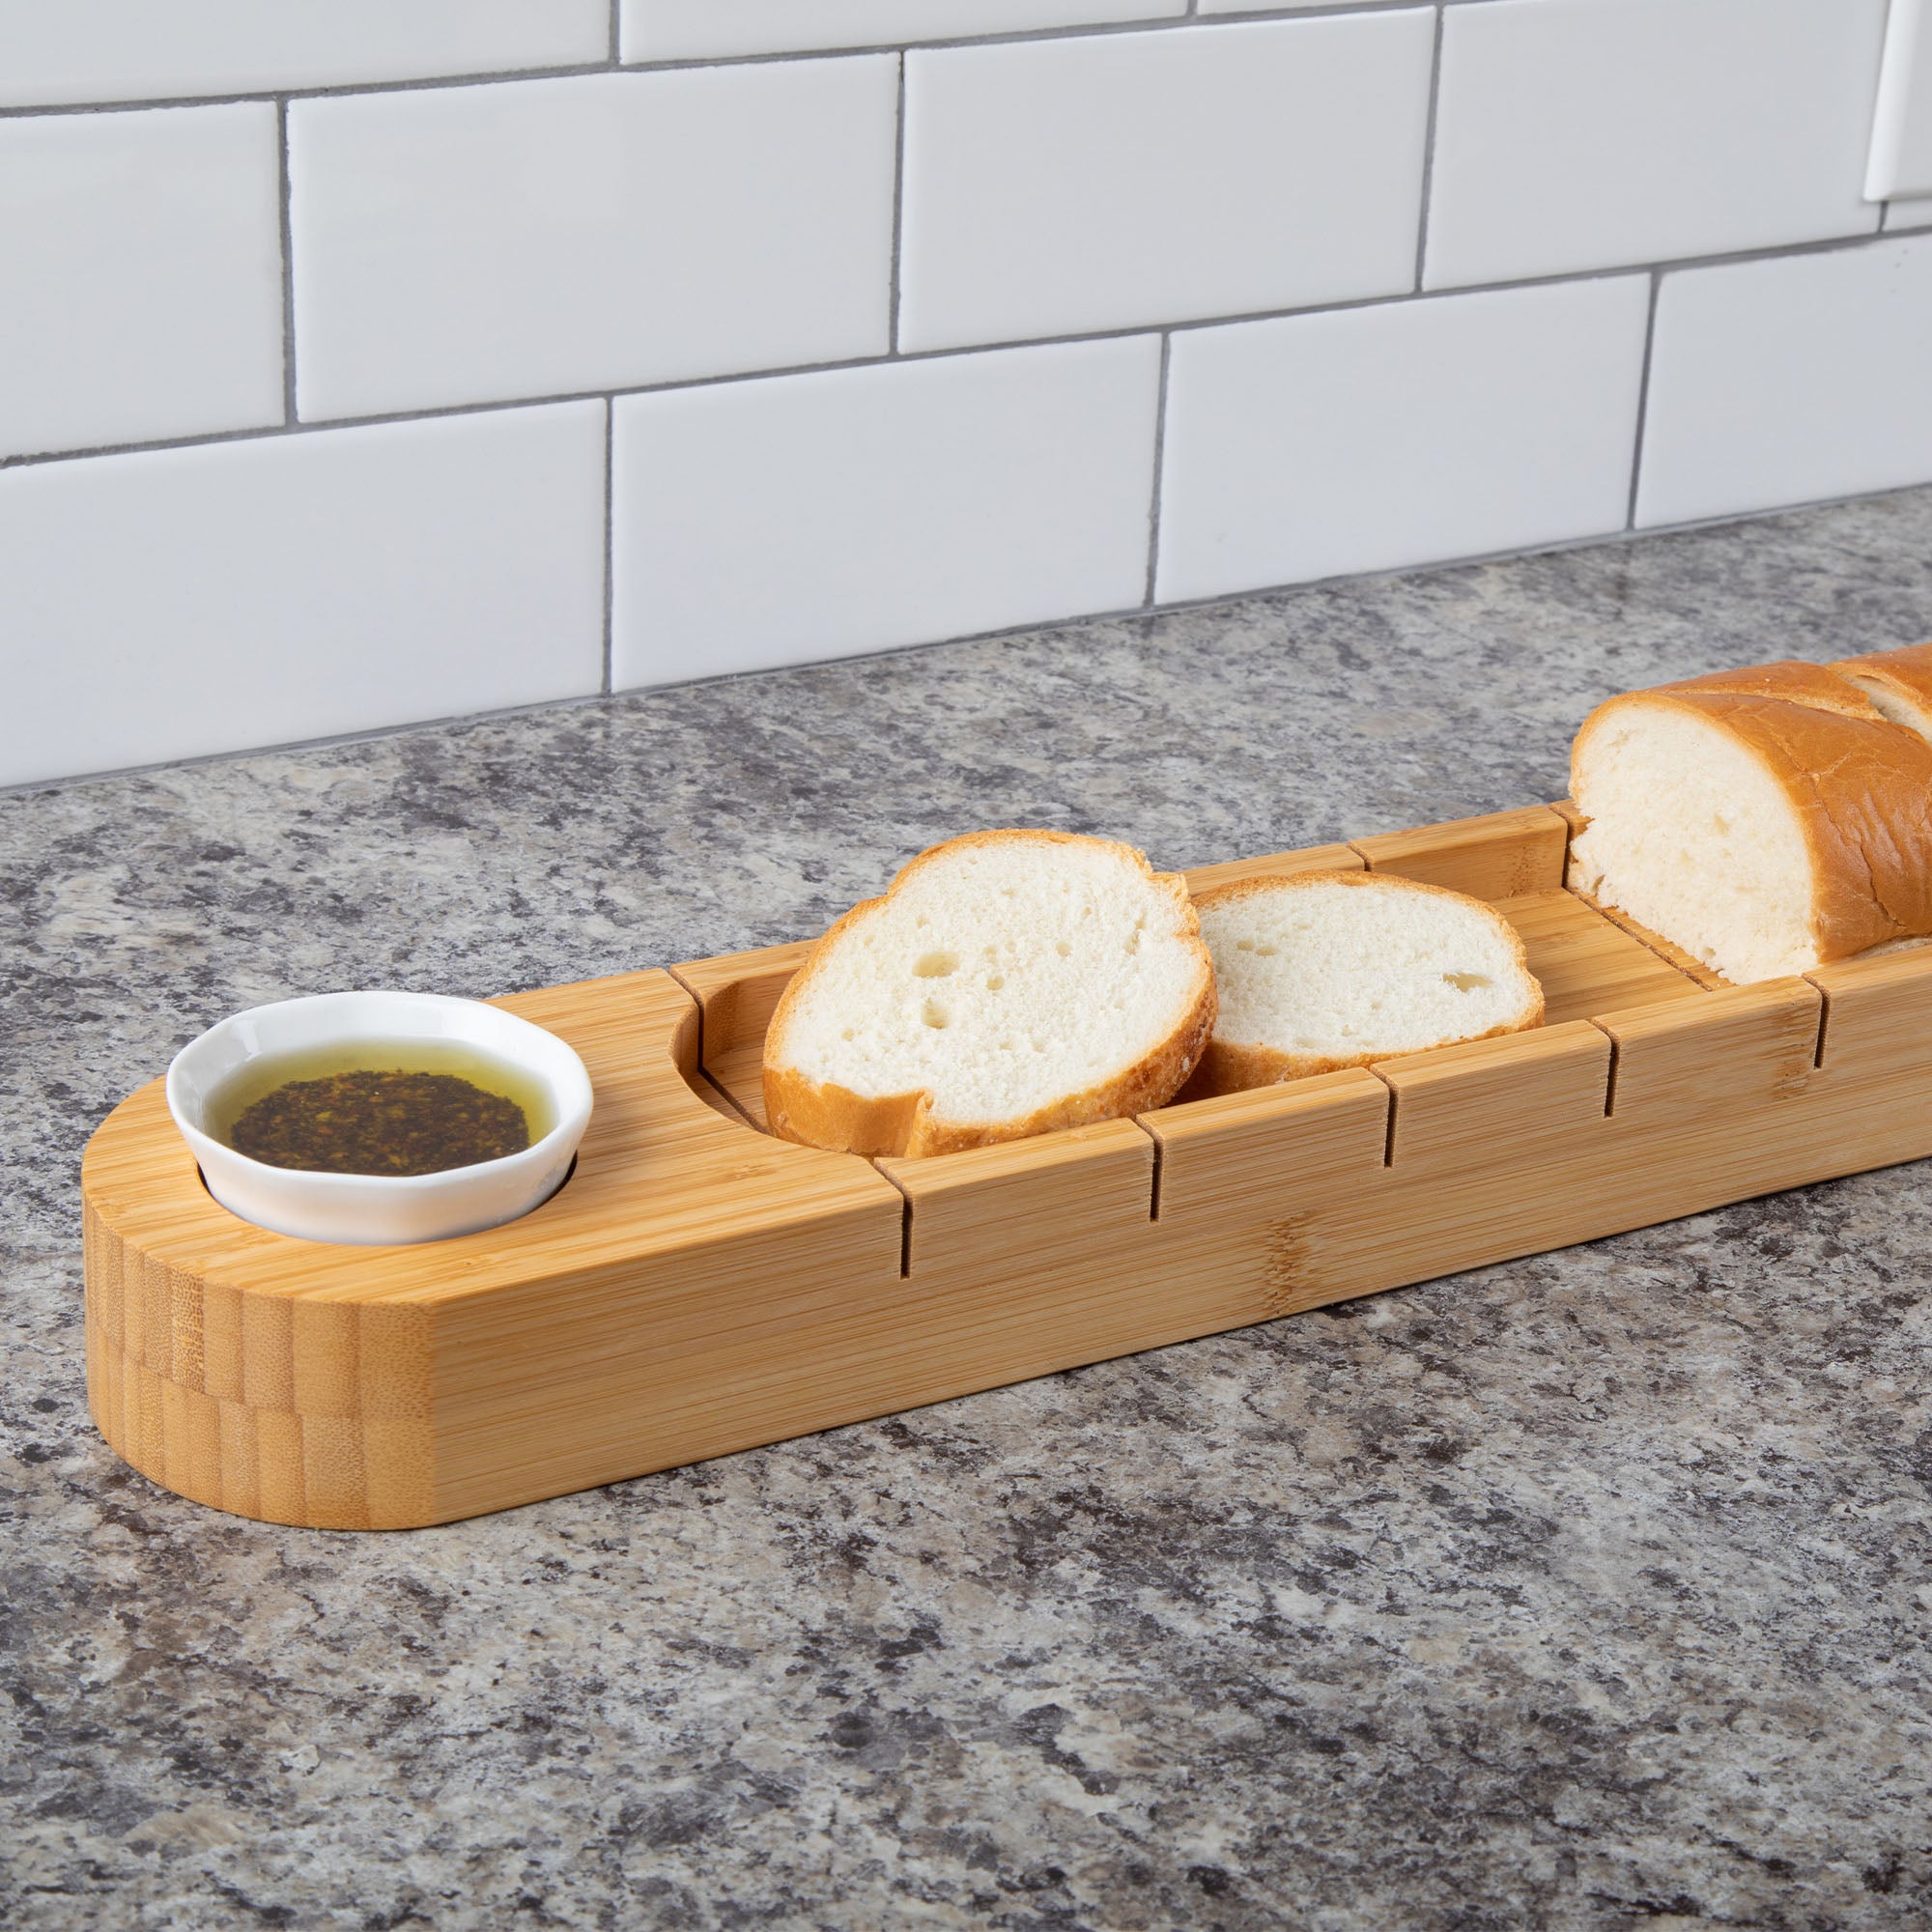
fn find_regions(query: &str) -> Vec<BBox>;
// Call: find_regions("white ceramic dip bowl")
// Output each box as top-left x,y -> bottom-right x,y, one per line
166,990 -> 593,1246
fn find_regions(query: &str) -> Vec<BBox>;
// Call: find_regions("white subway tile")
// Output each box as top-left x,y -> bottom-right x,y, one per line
1426,0 -> 1887,290
1635,238 -> 1932,529
621,0 -> 1178,62
1197,0 -> 1363,11
291,62 -> 896,421
0,1 -> 609,107
0,105 -> 282,461
897,14 -> 1435,354
611,338 -> 1159,685
0,405 -> 606,788
1866,0 -> 1932,199
1154,276 -> 1650,605
1887,197 -> 1932,231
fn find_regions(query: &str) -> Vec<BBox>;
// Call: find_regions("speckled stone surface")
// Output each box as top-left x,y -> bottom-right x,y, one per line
7,491 -> 1932,1930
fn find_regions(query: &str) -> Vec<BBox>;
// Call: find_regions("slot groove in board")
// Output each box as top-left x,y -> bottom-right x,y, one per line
698,1068 -> 755,1127
867,1160 -> 915,1279
1371,1068 -> 1398,1166
1377,1022 -> 1615,1171
1597,1022 -> 1622,1117
664,963 -> 703,1030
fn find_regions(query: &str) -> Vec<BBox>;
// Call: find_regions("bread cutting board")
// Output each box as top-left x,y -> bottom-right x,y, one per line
81,804 -> 1932,1528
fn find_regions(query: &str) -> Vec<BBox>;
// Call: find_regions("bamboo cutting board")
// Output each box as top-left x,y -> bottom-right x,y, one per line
81,805 -> 1932,1528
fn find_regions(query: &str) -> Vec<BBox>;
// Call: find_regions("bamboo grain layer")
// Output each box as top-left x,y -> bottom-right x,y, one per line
81,805 -> 1932,1528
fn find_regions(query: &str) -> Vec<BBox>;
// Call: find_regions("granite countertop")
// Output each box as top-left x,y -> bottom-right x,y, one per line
7,490 -> 1932,1930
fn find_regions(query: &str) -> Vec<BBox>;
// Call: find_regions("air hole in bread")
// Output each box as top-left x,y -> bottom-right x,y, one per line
1055,939 -> 1072,957
985,973 -> 1006,990
913,951 -> 959,979
922,999 -> 950,1030
1441,971 -> 1491,992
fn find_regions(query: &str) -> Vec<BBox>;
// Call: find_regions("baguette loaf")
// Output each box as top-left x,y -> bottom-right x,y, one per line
1568,648 -> 1932,984
762,830 -> 1216,1157
1186,870 -> 1543,1096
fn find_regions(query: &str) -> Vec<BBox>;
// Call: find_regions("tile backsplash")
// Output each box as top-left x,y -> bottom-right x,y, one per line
0,404 -> 606,785
2,0 -> 1928,787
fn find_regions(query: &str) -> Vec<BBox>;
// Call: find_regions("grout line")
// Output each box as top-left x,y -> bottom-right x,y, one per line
275,98 -> 297,424
1624,269 -> 1663,531
601,399 -> 615,695
1144,332 -> 1174,608
0,4 -> 1487,118
7,473 -> 1928,800
1412,4 -> 1446,293
0,64 -> 615,119
887,53 -> 907,354
608,0 -> 621,65
0,228 -> 1893,476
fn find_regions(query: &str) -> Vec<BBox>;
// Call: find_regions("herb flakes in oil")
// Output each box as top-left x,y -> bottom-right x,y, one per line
229,1068 -> 530,1177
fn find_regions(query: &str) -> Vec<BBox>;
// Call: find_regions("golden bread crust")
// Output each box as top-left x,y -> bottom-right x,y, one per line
1660,659 -> 1888,721
1180,868 -> 1544,1099
762,829 -> 1216,1157
1833,639 -> 1932,732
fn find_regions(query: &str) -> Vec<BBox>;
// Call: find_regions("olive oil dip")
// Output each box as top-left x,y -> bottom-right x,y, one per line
210,1039 -> 555,1178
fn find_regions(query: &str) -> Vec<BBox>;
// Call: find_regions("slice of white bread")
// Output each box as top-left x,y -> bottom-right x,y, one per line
1186,870 -> 1544,1096
763,830 -> 1216,1157
1568,652 -> 1932,984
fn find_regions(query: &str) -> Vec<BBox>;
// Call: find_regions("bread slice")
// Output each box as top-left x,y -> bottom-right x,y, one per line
762,830 -> 1216,1157
1569,656 -> 1932,984
1186,870 -> 1543,1096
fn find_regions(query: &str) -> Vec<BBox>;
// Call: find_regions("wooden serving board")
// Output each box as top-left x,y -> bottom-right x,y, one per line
81,805 -> 1932,1529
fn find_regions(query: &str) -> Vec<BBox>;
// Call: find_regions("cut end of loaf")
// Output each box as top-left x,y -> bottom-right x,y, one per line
763,830 -> 1214,1156
1187,869 -> 1543,1094
1569,694 -> 1820,984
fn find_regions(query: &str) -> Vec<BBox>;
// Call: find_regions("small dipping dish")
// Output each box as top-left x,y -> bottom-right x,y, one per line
167,991 -> 593,1245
